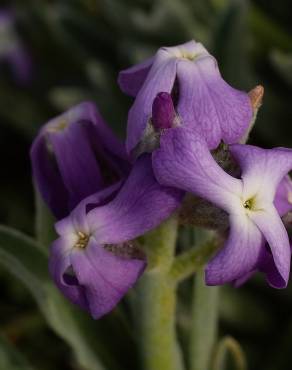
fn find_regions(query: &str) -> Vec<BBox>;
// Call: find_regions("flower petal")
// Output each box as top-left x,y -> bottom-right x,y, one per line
70,238 -> 145,319
55,181 -> 123,236
118,56 -> 154,97
49,236 -> 88,310
274,175 -> 292,216
31,134 -> 69,219
176,56 -> 252,148
205,213 -> 263,285
230,145 -> 292,203
259,247 -> 288,289
87,154 -> 183,244
250,205 -> 291,286
126,52 -> 177,153
31,101 -> 130,219
152,127 -> 242,211
49,120 -> 104,211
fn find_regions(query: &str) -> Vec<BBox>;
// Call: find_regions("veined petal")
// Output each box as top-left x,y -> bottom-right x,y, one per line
87,154 -> 183,244
70,238 -> 145,319
152,127 -> 242,211
206,213 -> 263,285
274,175 -> 292,216
176,57 -> 252,149
31,101 -> 129,219
31,134 -> 69,219
55,181 -> 123,236
126,53 -> 177,153
118,56 -> 154,97
259,247 -> 288,289
49,120 -> 103,211
250,205 -> 291,286
230,145 -> 292,203
49,237 -> 88,310
233,246 -> 288,289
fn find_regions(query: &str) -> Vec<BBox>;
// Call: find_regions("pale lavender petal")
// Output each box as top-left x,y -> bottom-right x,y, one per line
206,213 -> 263,285
152,127 -> 242,211
126,52 -> 177,153
259,248 -> 288,289
274,175 -> 292,216
176,58 -> 252,148
118,56 -> 154,97
55,181 -> 123,236
70,238 -> 145,319
233,247 -> 288,289
230,145 -> 292,203
49,236 -> 88,310
87,154 -> 183,244
250,205 -> 291,286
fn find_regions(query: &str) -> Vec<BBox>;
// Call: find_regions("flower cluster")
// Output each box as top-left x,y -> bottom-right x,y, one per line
31,40 -> 292,318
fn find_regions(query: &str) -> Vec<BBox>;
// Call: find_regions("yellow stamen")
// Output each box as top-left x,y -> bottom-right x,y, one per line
75,231 -> 89,249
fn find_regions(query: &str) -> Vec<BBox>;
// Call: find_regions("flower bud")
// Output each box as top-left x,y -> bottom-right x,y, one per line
152,92 -> 176,130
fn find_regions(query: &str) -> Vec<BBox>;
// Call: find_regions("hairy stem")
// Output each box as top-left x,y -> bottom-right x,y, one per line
134,216 -> 184,370
211,336 -> 247,370
169,238 -> 219,283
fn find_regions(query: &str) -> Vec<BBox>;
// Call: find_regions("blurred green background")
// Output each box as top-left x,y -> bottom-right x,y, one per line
0,0 -> 292,369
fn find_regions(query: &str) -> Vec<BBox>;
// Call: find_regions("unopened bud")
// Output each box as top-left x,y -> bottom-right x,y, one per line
152,92 -> 176,129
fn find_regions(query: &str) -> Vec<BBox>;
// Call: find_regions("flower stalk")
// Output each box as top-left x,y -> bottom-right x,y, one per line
135,216 -> 184,370
190,268 -> 220,370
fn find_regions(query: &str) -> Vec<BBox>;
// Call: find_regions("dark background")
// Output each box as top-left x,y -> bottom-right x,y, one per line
0,0 -> 292,369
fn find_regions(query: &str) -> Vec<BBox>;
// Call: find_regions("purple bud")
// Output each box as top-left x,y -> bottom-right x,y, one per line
152,92 -> 176,130
30,102 -> 130,219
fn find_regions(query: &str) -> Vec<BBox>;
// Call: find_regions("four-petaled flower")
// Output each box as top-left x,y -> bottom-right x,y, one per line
118,40 -> 252,154
153,127 -> 292,287
49,155 -> 182,318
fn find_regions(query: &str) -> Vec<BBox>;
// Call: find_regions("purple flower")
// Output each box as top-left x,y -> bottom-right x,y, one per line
31,102 -> 130,219
153,127 -> 292,287
118,40 -> 252,154
49,155 -> 182,319
234,175 -> 292,287
274,175 -> 292,217
0,10 -> 32,84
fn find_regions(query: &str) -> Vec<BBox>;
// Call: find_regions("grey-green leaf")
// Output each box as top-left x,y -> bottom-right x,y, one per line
0,225 -> 106,370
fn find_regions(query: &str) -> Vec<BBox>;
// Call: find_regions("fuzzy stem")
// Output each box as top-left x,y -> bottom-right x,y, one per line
169,238 -> 219,283
211,336 -> 247,370
190,268 -> 220,370
134,216 -> 184,370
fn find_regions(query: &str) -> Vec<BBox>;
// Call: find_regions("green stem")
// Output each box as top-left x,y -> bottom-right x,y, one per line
135,216 -> 184,370
190,268 -> 220,370
211,336 -> 247,370
170,238 -> 219,283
